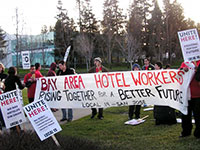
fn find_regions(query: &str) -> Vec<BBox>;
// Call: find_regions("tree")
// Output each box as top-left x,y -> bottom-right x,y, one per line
0,27 -> 7,60
102,0 -> 126,65
54,0 -> 76,63
148,0 -> 164,61
163,0 -> 187,64
76,33 -> 93,71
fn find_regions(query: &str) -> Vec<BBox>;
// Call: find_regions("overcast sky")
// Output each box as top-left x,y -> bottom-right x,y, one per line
0,0 -> 200,35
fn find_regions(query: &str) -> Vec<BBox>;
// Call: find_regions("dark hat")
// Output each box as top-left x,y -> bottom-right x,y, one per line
94,57 -> 102,63
132,63 -> 141,70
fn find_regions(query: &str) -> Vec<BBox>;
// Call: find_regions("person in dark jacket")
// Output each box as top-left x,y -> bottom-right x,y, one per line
128,63 -> 141,120
142,58 -> 155,71
57,61 -> 75,122
4,66 -> 25,132
89,57 -> 108,120
5,67 -> 24,92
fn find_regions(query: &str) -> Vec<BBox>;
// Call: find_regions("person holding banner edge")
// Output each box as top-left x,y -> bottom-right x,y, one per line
89,57 -> 109,120
179,61 -> 200,138
57,60 -> 74,122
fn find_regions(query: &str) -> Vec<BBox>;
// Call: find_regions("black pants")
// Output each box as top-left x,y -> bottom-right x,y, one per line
91,108 -> 103,118
128,105 -> 141,119
181,98 -> 200,138
0,109 -> 5,129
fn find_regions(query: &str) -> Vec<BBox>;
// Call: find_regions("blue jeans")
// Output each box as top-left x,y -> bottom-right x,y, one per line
61,109 -> 73,120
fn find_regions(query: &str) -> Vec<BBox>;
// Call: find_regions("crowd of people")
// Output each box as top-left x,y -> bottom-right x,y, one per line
0,56 -> 200,139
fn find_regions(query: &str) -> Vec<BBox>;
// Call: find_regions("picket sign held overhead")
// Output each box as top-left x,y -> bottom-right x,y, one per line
23,99 -> 62,142
178,28 -> 200,62
34,69 -> 194,115
0,90 -> 26,129
21,51 -> 31,69
63,46 -> 71,62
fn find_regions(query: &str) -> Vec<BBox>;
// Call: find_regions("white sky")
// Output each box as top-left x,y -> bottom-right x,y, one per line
0,0 -> 200,35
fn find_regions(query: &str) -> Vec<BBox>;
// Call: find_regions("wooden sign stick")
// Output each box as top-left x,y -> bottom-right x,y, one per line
51,135 -> 61,147
137,115 -> 149,122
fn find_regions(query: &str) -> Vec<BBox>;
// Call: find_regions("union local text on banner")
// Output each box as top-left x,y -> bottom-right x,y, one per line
23,99 -> 62,141
21,51 -> 31,69
34,69 -> 194,115
178,28 -> 200,62
0,90 -> 26,129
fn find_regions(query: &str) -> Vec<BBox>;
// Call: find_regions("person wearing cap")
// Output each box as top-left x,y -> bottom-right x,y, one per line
128,63 -> 141,120
88,57 -> 108,119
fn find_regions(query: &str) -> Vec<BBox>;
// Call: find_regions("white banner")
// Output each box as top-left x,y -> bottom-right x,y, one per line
0,90 -> 26,129
21,51 -> 31,69
178,28 -> 200,62
34,69 -> 194,115
23,99 -> 62,141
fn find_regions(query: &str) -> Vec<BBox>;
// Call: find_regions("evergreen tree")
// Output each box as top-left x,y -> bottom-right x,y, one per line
102,0 -> 126,65
148,0 -> 164,61
54,0 -> 76,63
163,0 -> 187,63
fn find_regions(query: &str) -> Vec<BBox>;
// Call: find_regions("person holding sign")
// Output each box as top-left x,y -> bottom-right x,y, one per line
128,63 -> 141,120
89,57 -> 109,120
179,61 -> 200,138
24,65 -> 36,103
4,66 -> 25,132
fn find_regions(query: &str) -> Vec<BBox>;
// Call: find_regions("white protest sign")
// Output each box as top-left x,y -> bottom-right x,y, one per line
21,51 -> 31,69
34,69 -> 194,115
63,46 -> 71,62
124,119 -> 145,126
23,99 -> 62,141
178,28 -> 200,62
0,90 -> 26,129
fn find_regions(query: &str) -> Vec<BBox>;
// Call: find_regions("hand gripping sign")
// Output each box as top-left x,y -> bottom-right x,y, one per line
23,99 -> 62,142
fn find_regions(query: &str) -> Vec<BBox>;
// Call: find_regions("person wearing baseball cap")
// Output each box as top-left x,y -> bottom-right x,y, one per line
88,57 -> 108,119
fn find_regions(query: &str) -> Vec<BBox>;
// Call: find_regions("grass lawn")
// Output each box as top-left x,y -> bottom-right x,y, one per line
60,106 -> 200,150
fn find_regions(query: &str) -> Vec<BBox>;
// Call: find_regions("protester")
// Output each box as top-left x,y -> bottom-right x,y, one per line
128,63 -> 141,120
35,63 -> 43,79
47,62 -> 58,112
24,65 -> 36,103
142,58 -> 155,70
165,64 -> 171,69
4,66 -> 25,132
57,61 -> 74,122
89,57 -> 109,120
153,62 -> 177,125
179,61 -> 200,138
0,63 -> 7,82
0,63 -> 7,130
47,62 -> 57,76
